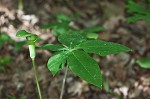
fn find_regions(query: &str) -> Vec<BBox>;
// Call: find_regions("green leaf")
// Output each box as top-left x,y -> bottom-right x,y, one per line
0,56 -> 11,65
16,30 -> 38,45
86,33 -> 99,39
16,30 -> 32,37
47,51 -> 70,75
68,50 -> 102,88
75,26 -> 103,39
103,76 -> 109,92
136,58 -> 150,68
40,22 -> 59,29
127,0 -> 150,24
58,33 -> 86,48
52,26 -> 68,36
77,40 -> 132,56
52,23 -> 76,36
127,1 -> 148,14
0,65 -> 5,71
127,14 -> 146,23
14,41 -> 26,51
80,26 -> 104,33
55,13 -> 71,23
39,44 -> 65,51
41,22 -> 75,36
0,34 -> 12,46
16,30 -> 38,40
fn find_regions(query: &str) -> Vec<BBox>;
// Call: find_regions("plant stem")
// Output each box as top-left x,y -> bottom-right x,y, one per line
31,58 -> 42,99
60,65 -> 68,99
18,0 -> 23,10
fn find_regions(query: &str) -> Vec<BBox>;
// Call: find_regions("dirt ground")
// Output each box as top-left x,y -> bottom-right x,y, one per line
0,0 -> 150,99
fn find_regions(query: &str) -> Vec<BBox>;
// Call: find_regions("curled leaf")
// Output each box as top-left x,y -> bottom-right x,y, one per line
16,30 -> 38,43
16,30 -> 32,37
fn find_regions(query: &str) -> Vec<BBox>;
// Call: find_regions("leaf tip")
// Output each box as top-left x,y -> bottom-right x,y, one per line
16,30 -> 25,37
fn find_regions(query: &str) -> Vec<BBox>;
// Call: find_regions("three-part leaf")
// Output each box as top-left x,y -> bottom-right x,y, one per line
77,40 -> 132,56
47,37 -> 131,88
68,50 -> 102,88
39,14 -> 132,89
47,51 -> 70,75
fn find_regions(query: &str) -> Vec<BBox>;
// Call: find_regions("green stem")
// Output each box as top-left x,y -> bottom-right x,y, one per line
31,58 -> 42,99
18,0 -> 23,10
60,65 -> 68,99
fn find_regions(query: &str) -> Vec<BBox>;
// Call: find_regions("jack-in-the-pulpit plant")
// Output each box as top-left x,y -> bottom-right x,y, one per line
40,33 -> 132,99
16,30 -> 43,99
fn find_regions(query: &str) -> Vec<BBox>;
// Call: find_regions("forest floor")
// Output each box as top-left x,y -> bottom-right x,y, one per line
0,0 -> 150,99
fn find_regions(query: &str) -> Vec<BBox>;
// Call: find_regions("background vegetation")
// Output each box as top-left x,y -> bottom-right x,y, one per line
0,0 -> 150,99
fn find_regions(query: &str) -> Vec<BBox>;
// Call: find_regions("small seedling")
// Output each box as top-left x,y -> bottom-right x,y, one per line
127,0 -> 150,69
16,30 -> 42,99
40,13 -> 74,36
40,14 -> 132,99
127,0 -> 150,24
40,13 -> 104,39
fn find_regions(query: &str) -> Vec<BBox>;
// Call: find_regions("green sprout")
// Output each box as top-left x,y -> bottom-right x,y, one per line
16,30 -> 42,99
